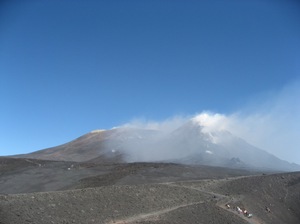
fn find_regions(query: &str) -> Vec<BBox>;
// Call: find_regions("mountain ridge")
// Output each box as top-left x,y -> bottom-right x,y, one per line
13,120 -> 300,171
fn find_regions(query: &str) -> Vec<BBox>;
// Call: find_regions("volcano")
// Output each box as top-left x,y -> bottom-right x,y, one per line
14,120 -> 300,171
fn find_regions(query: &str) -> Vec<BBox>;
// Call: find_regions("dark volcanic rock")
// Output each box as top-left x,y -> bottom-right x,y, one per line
0,158 -> 256,194
1,157 -> 299,224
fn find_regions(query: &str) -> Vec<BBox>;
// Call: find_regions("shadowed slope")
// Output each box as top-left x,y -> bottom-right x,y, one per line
1,172 -> 299,224
0,157 -> 257,194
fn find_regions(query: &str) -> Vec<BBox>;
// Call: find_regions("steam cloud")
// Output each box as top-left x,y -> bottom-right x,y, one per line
119,80 -> 300,164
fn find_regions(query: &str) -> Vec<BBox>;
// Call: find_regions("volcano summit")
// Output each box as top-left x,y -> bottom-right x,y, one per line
15,118 -> 300,172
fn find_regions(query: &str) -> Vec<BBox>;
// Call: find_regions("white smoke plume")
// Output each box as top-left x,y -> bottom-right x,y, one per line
224,80 -> 300,164
192,113 -> 229,133
119,80 -> 300,164
120,116 -> 189,133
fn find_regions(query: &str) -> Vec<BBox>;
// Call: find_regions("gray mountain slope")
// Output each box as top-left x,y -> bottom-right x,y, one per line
13,121 -> 300,171
168,121 -> 300,171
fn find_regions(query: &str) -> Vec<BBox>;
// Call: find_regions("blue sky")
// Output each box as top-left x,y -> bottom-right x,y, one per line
1,0 -> 300,162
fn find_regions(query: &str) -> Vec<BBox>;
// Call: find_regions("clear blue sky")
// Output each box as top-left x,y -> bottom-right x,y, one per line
1,0 -> 300,156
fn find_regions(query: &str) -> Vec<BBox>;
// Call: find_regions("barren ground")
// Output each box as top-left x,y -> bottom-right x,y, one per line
0,157 -> 299,224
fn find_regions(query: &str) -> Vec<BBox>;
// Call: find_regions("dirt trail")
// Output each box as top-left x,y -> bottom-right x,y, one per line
163,182 -> 226,199
108,201 -> 204,224
24,159 -> 42,167
109,179 -> 264,224
163,180 -> 265,224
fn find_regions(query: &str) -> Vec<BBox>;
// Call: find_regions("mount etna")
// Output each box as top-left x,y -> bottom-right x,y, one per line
14,119 -> 300,171
1,119 -> 300,223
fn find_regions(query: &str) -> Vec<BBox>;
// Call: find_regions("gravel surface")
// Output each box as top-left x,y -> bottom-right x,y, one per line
0,184 -> 210,224
1,158 -> 299,224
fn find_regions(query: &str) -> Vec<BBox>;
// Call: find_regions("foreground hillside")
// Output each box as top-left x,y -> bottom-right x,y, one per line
0,157 -> 255,194
0,157 -> 299,224
1,172 -> 299,224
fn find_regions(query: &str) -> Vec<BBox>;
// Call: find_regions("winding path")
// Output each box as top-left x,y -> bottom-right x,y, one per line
107,177 -> 265,224
164,181 -> 264,224
108,201 -> 205,224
